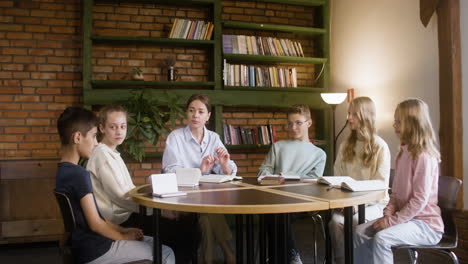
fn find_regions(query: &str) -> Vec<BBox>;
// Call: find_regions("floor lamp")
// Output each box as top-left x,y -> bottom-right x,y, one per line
320,93 -> 347,162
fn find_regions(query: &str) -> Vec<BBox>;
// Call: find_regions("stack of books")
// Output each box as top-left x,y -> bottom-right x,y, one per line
169,18 -> 214,40
222,35 -> 304,57
223,61 -> 297,88
223,124 -> 277,145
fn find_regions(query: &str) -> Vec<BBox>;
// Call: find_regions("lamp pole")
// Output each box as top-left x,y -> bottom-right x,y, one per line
331,104 -> 337,162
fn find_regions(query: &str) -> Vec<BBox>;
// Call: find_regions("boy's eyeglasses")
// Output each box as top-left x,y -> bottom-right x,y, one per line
287,120 -> 309,127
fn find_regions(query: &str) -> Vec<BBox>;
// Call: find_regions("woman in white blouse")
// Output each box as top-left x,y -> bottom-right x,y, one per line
163,94 -> 236,264
330,96 -> 391,264
87,105 -> 199,263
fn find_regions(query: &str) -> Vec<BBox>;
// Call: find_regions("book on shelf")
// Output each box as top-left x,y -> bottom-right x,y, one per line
199,174 -> 242,183
223,61 -> 298,88
169,19 -> 214,40
223,124 -> 277,146
317,176 -> 388,192
222,35 -> 305,57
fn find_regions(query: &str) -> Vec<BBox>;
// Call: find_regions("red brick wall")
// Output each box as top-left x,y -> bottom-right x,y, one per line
0,0 -> 82,159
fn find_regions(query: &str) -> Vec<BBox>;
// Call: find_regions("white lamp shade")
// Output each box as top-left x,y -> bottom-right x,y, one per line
320,93 -> 347,105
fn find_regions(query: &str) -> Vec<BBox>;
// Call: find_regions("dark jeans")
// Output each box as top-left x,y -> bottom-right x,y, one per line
122,212 -> 201,263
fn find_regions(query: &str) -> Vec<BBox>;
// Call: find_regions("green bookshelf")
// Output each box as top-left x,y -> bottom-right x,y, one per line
82,0 -> 332,174
223,21 -> 326,36
222,86 -> 324,92
91,80 -> 216,88
223,54 -> 327,65
92,36 -> 215,47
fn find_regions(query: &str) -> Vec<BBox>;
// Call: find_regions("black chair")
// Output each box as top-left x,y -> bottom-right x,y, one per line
392,176 -> 462,264
54,191 -> 77,264
54,191 -> 152,264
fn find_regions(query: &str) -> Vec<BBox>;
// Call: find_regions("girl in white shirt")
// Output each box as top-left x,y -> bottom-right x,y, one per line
330,97 -> 391,264
87,105 -> 199,263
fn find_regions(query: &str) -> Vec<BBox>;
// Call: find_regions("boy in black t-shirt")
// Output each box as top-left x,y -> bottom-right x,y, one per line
55,107 -> 174,264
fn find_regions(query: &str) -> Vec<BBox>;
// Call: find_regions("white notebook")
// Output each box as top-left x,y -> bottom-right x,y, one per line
175,168 -> 201,187
199,174 -> 242,183
151,173 -> 187,198
317,176 -> 387,192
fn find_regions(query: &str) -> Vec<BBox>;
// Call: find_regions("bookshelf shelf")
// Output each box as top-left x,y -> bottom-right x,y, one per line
223,54 -> 327,65
91,80 -> 216,88
223,21 -> 326,36
96,0 -> 215,7
254,0 -> 325,7
223,86 -> 324,92
226,144 -> 271,150
84,89 -> 328,108
92,36 -> 215,47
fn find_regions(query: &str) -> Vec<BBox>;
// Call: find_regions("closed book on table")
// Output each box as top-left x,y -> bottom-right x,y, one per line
259,176 -> 285,185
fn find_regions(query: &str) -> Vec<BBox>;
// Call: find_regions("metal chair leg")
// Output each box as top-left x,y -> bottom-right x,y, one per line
436,250 -> 459,264
311,215 -> 317,264
406,249 -> 417,264
314,214 -> 327,264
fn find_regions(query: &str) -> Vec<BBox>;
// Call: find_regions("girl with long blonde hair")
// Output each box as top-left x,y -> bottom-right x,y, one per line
354,98 -> 443,264
330,97 -> 391,264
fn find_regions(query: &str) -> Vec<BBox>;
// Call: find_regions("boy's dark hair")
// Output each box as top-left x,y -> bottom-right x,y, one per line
57,107 -> 98,146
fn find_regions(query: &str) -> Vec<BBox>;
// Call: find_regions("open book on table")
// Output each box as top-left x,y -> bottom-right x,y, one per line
317,176 -> 387,192
199,174 -> 242,183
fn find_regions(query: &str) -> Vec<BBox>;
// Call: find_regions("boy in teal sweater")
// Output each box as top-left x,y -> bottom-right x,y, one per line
258,104 -> 326,264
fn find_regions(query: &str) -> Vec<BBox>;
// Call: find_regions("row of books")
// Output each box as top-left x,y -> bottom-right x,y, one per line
223,124 -> 277,145
223,61 -> 298,87
169,18 -> 214,40
222,35 -> 305,57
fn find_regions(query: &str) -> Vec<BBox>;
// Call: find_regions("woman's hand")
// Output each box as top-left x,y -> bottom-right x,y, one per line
216,148 -> 233,175
216,148 -> 230,167
372,217 -> 387,232
200,154 -> 217,174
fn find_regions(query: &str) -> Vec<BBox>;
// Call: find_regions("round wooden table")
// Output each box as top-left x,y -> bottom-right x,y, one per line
130,178 -> 385,264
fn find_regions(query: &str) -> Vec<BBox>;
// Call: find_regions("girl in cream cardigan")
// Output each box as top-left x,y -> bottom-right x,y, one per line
330,97 -> 391,264
86,105 -> 199,263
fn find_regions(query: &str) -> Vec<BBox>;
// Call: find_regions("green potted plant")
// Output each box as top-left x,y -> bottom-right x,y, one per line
121,90 -> 185,161
130,67 -> 144,81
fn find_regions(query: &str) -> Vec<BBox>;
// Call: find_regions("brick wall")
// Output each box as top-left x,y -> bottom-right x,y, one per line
0,0 -> 82,159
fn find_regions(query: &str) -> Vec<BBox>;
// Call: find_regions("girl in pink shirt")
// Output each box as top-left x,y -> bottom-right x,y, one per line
354,98 -> 443,264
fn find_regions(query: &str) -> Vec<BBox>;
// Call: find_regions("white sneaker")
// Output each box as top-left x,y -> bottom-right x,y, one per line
290,250 -> 303,264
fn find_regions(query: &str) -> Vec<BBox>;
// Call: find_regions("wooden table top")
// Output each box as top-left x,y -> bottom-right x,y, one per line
129,178 -> 385,214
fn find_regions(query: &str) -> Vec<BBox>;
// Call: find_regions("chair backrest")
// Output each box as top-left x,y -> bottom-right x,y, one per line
54,190 -> 77,233
438,176 -> 462,210
388,168 -> 395,194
